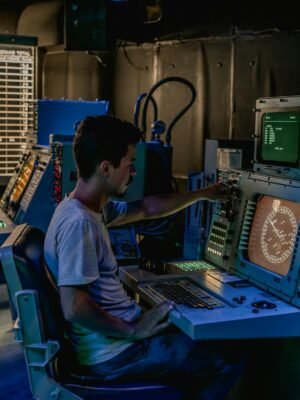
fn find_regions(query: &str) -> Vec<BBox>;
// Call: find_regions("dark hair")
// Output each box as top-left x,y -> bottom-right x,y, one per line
73,115 -> 141,180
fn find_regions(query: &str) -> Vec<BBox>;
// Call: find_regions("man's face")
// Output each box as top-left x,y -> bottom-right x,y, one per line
108,144 -> 136,198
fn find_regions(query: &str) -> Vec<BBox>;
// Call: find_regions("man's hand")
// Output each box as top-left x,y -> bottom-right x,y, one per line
201,182 -> 232,201
60,286 -> 173,340
131,301 -> 174,340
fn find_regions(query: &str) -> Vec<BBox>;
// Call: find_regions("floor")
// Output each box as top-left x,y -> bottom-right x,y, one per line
0,283 -> 33,399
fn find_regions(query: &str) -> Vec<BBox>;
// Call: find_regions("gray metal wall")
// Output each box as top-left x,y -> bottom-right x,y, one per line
2,2 -> 300,178
113,32 -> 300,176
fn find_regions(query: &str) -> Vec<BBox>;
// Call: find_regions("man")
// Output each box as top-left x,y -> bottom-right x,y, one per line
44,115 -> 244,399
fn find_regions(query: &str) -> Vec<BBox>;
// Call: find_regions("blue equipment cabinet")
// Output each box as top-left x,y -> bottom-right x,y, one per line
37,99 -> 111,145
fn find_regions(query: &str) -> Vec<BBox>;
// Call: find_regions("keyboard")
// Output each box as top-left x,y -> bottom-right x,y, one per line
145,279 -> 223,309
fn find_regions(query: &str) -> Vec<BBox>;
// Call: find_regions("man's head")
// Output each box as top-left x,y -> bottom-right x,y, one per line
73,115 -> 141,197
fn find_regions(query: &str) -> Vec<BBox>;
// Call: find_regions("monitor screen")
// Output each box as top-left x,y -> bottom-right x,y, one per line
260,111 -> 300,165
9,155 -> 35,205
248,195 -> 300,276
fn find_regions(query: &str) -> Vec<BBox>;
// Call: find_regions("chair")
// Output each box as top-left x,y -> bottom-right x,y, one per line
0,223 -> 184,400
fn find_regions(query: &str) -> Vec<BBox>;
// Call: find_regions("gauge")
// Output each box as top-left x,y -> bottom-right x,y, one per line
248,195 -> 300,276
261,206 -> 297,264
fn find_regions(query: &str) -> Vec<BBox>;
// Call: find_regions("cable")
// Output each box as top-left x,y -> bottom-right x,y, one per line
141,76 -> 196,144
85,51 -> 108,68
133,92 -> 158,133
135,212 -> 180,236
133,77 -> 196,240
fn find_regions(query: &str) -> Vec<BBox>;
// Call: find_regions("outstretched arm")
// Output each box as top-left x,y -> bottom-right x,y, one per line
112,182 -> 231,226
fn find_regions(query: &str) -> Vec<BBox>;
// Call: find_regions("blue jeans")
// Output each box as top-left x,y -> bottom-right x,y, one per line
82,329 -> 246,400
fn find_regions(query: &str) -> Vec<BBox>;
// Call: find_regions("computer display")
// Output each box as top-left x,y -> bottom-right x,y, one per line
254,97 -> 300,173
260,112 -> 300,165
248,195 -> 300,276
233,170 -> 300,303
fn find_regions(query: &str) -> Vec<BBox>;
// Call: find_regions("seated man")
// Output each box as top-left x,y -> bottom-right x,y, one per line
44,115 -> 245,399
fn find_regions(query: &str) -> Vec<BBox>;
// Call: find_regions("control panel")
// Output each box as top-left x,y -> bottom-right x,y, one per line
20,153 -> 51,212
204,170 -> 241,270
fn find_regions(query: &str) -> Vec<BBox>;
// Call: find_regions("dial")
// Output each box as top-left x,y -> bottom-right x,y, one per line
261,206 -> 297,264
248,196 -> 300,276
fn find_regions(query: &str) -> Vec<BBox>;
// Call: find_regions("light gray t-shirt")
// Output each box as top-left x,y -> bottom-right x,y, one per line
44,197 -> 141,365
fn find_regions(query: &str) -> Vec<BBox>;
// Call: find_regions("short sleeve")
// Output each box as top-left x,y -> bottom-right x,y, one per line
56,219 -> 102,287
104,201 -> 127,227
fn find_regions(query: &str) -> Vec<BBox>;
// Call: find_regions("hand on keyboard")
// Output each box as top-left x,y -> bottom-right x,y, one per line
131,301 -> 174,340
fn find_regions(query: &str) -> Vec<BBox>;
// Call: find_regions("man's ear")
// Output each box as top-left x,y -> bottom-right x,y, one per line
99,160 -> 111,177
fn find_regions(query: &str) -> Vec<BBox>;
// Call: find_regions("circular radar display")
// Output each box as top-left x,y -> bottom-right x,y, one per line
248,196 -> 300,276
261,206 -> 297,264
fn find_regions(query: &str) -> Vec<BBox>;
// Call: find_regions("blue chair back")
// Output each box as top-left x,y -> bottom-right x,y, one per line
0,224 -> 184,400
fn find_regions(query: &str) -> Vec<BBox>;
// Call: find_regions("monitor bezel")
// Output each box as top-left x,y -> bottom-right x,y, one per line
233,172 -> 300,301
256,106 -> 300,167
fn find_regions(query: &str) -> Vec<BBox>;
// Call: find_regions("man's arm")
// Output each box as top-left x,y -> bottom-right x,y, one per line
112,182 -> 231,226
60,285 -> 173,340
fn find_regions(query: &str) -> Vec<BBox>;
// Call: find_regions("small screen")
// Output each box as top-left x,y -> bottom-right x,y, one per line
248,196 -> 300,276
217,148 -> 242,170
261,112 -> 300,164
9,156 -> 35,205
